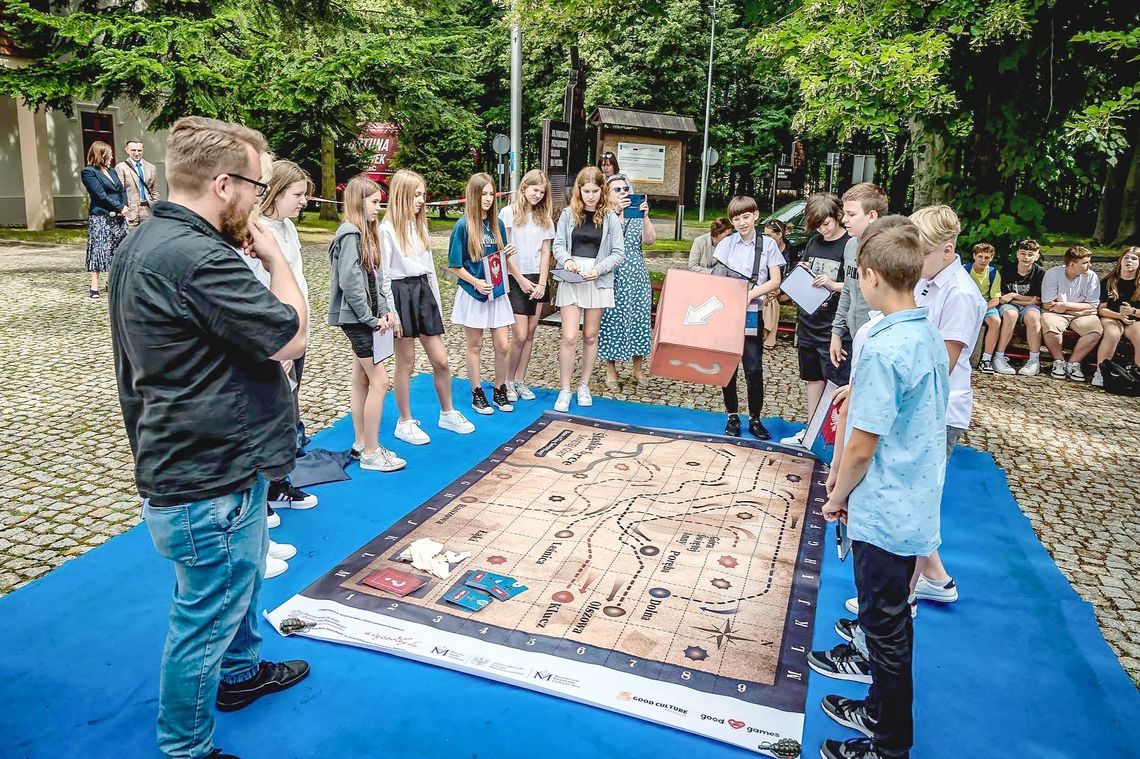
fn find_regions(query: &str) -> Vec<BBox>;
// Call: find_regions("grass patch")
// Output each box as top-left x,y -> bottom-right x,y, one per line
1038,233 -> 1120,260
0,227 -> 88,245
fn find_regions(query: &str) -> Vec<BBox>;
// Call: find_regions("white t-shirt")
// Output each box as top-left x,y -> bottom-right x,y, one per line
712,232 -> 785,287
500,205 -> 555,275
850,310 -> 885,381
914,256 -> 986,430
1041,266 -> 1100,306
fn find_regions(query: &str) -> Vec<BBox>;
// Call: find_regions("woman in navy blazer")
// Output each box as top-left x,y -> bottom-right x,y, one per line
81,141 -> 129,298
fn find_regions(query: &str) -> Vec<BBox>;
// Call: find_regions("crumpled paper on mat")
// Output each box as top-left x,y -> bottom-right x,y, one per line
396,538 -> 471,579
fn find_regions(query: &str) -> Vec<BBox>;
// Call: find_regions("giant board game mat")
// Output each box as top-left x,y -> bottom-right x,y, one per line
268,413 -> 827,756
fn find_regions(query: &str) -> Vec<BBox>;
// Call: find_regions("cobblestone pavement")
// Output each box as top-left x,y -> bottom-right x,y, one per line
1,236 -> 1137,684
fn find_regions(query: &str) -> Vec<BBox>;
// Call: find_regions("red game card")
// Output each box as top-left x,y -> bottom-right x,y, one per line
361,567 -> 426,597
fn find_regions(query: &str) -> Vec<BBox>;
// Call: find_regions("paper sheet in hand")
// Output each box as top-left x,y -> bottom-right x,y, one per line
552,268 -> 586,283
780,265 -> 831,315
372,328 -> 394,365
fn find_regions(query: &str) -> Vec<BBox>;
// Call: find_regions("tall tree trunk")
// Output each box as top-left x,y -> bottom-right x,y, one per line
909,118 -> 952,208
319,134 -> 339,222
1112,138 -> 1140,245
1093,156 -> 1128,243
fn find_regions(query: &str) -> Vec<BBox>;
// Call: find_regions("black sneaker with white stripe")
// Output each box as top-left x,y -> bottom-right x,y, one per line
807,642 -> 872,683
821,694 -> 876,738
820,737 -> 895,759
834,617 -> 858,643
267,480 -> 317,510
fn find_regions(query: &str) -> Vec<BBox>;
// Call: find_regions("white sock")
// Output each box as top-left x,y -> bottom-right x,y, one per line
994,351 -> 1005,360
1029,352 -> 1039,361
982,352 -> 993,361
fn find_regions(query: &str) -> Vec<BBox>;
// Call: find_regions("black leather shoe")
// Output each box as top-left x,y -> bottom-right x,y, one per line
748,416 -> 771,440
216,660 -> 310,712
724,413 -> 741,437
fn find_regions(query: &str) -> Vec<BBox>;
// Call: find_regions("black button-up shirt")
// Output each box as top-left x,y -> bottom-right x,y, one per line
109,201 -> 300,507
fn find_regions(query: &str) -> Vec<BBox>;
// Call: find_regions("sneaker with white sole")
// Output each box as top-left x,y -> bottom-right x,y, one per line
438,409 -> 475,434
266,507 -> 281,529
1050,359 -> 1068,379
514,381 -> 536,401
1092,368 -> 1104,388
268,480 -> 317,510
577,384 -> 593,407
821,694 -> 877,739
268,540 -> 297,561
1018,357 -> 1041,376
504,382 -> 518,402
820,737 -> 890,759
395,418 -> 431,445
471,388 -> 493,415
914,574 -> 958,603
846,595 -> 917,617
807,643 -> 872,683
834,617 -> 858,643
780,430 -> 806,447
493,384 -> 514,412
978,358 -> 994,374
359,446 -> 407,472
1066,362 -> 1085,381
554,389 -> 572,412
991,355 -> 1016,375
265,555 -> 288,579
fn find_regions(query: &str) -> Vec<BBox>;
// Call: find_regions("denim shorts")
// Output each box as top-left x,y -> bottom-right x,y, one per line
998,303 -> 1041,324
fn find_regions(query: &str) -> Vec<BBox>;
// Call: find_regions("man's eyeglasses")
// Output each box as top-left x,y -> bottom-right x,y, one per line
220,173 -> 269,198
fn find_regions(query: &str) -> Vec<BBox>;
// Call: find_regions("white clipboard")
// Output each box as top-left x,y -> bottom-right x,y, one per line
372,328 -> 395,365
780,265 -> 832,315
800,380 -> 838,451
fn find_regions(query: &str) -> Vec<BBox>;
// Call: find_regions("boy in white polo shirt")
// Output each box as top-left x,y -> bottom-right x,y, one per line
1041,246 -> 1102,381
908,205 -> 985,604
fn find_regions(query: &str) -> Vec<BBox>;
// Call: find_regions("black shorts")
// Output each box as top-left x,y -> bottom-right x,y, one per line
798,341 -> 851,385
508,273 -> 550,316
392,275 -> 444,338
340,324 -> 374,359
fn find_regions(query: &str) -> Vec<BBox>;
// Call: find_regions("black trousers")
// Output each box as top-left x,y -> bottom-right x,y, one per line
722,334 -> 764,416
853,540 -> 916,758
293,354 -> 306,450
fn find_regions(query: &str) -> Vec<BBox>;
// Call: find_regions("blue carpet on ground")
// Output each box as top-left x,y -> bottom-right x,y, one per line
1,374 -> 1136,758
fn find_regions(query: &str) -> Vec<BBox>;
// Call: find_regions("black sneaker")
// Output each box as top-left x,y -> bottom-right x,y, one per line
978,358 -> 994,373
493,384 -> 514,412
471,388 -> 493,415
821,694 -> 877,738
206,750 -> 240,759
807,642 -> 872,683
88,289 -> 100,299
268,480 -> 318,510
725,413 -> 741,437
820,737 -> 897,759
216,660 -> 310,712
834,617 -> 858,643
748,416 -> 771,440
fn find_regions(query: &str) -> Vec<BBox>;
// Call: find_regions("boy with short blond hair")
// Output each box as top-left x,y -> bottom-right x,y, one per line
992,239 -> 1046,375
815,216 -> 949,759
969,243 -> 1003,372
1041,245 -> 1103,381
830,183 -> 888,369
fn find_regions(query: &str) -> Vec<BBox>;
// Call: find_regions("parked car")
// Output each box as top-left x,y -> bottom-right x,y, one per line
764,200 -> 809,248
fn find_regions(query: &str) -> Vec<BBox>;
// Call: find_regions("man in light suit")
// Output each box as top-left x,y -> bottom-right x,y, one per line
115,139 -> 160,228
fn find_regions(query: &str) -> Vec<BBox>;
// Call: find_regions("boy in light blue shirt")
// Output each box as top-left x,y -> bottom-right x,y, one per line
812,216 -> 949,759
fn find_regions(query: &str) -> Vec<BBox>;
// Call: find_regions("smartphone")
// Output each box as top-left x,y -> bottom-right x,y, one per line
624,194 -> 646,218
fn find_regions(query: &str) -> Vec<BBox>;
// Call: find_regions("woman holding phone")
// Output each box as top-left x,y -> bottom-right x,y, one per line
598,172 -> 655,389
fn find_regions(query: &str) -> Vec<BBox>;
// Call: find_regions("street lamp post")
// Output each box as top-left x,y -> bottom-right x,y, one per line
510,15 -> 522,192
698,0 -> 716,222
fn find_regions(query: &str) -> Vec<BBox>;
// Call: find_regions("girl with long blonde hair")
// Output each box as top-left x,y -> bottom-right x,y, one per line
328,174 -> 405,472
380,170 -> 474,444
448,173 -> 517,415
501,169 -> 555,402
550,166 -> 625,412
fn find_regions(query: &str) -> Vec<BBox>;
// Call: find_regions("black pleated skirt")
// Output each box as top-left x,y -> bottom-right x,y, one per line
392,275 -> 444,338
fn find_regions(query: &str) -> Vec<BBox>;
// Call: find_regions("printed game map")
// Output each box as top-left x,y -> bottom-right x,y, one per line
268,413 -> 826,756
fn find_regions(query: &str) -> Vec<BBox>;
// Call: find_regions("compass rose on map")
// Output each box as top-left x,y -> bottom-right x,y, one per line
694,620 -> 755,650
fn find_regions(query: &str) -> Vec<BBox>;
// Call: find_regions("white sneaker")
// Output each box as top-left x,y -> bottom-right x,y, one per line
265,555 -> 289,579
505,382 -> 518,402
844,596 -> 859,615
1018,358 -> 1040,376
554,389 -> 572,412
395,418 -> 431,445
991,355 -> 1016,375
577,384 -> 593,407
1092,368 -> 1104,388
1066,362 -> 1085,381
914,574 -> 959,603
360,446 -> 407,472
514,381 -> 536,401
438,409 -> 475,434
780,430 -> 807,447
266,508 -> 281,529
1050,359 -> 1068,379
268,540 -> 297,561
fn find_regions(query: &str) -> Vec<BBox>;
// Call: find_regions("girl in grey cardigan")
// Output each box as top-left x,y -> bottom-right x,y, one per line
327,175 -> 404,473
551,166 -> 625,412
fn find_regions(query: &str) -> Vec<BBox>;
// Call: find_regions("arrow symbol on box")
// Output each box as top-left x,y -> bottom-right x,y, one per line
684,296 -> 724,325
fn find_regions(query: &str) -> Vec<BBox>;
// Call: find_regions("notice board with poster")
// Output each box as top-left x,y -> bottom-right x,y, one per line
618,142 -> 667,184
542,119 -> 571,214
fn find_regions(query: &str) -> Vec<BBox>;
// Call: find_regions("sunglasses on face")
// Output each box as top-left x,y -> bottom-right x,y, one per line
601,152 -> 615,160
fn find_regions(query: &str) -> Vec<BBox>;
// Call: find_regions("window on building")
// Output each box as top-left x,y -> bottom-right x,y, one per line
81,112 -> 115,163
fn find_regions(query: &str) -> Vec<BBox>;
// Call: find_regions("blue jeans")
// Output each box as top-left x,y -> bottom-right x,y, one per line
144,474 -> 268,759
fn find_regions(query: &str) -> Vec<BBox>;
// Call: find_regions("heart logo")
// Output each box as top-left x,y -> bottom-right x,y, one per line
728,719 -> 745,729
